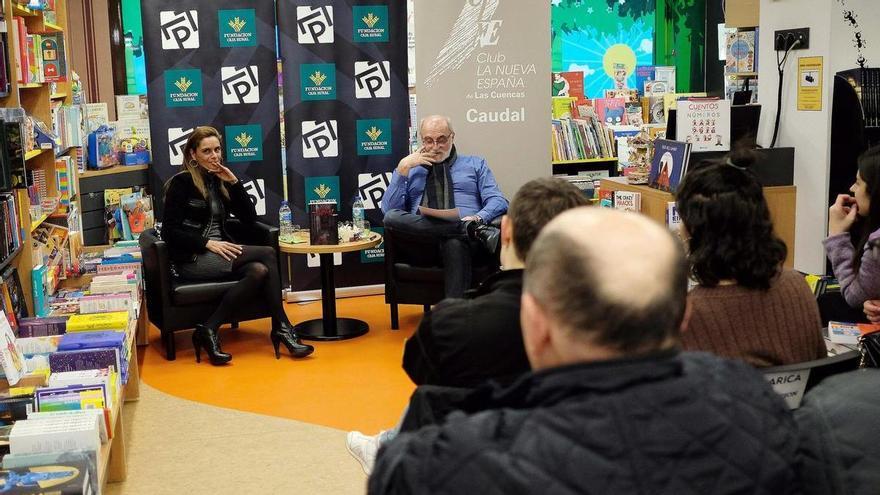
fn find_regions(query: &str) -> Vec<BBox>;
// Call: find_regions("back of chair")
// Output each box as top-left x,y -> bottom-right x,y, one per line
763,350 -> 861,409
139,228 -> 172,328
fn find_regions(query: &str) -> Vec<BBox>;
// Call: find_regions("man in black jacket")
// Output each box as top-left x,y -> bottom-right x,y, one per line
369,208 -> 801,495
347,178 -> 588,474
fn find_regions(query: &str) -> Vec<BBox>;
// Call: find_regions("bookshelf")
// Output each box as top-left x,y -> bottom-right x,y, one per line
1,0 -> 81,316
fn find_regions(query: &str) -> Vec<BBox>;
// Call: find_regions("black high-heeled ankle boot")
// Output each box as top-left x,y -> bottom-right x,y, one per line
193,324 -> 232,365
270,323 -> 314,359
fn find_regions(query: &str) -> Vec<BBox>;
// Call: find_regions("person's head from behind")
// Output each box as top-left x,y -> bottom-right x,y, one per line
419,115 -> 455,163
184,126 -> 223,176
500,178 -> 590,268
675,149 -> 786,289
521,208 -> 688,370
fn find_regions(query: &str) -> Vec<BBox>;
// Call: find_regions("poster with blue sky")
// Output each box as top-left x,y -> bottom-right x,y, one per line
551,0 -> 655,98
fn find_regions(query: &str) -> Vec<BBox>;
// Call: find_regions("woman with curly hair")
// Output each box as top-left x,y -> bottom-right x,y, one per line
675,149 -> 826,367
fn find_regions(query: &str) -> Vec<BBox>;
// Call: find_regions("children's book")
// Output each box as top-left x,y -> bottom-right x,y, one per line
648,139 -> 692,193
594,98 -> 626,126
0,311 -> 25,385
675,98 -> 731,152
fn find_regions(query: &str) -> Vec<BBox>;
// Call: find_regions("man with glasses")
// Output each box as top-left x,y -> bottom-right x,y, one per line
382,115 -> 508,297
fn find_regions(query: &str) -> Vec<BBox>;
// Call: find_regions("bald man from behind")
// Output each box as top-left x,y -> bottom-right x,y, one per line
369,208 -> 801,495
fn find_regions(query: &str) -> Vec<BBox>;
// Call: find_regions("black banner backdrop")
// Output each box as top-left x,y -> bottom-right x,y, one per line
277,0 -> 409,291
141,0 -> 283,223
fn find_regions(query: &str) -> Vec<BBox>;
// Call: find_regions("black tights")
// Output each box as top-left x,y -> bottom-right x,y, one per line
203,245 -> 291,330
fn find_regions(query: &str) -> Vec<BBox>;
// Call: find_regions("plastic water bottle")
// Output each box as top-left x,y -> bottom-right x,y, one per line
279,200 -> 294,242
352,196 -> 365,232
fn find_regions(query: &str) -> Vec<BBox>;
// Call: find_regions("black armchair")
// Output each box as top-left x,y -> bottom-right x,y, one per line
139,219 -> 280,360
384,222 -> 500,329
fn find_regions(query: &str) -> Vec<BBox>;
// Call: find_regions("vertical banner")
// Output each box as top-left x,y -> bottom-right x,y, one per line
277,0 -> 409,291
141,0 -> 282,223
415,0 -> 550,197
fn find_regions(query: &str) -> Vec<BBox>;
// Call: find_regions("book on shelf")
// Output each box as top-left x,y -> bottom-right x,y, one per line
39,33 -> 67,82
551,116 -> 615,162
551,96 -> 577,119
654,66 -> 677,93
648,139 -> 692,193
634,66 -> 656,96
726,29 -> 757,75
0,311 -> 26,385
48,348 -> 120,375
613,191 -> 641,212
9,414 -> 102,457
675,98 -> 731,152
116,94 -> 149,120
15,335 -> 61,356
2,448 -> 99,495
594,98 -> 626,125
0,451 -> 94,494
3,268 -> 28,325
551,71 -> 586,104
666,202 -> 682,232
65,312 -> 128,333
31,265 -> 48,318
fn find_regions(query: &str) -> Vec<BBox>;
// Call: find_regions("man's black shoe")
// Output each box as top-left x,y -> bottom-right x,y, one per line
469,224 -> 501,256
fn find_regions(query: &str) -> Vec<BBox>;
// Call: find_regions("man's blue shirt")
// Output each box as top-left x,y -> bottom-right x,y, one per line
381,154 -> 508,222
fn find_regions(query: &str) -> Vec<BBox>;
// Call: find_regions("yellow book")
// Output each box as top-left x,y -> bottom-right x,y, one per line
663,92 -> 708,122
66,311 -> 129,332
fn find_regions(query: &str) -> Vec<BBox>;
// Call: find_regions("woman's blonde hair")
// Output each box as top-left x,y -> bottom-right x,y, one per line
181,126 -> 229,200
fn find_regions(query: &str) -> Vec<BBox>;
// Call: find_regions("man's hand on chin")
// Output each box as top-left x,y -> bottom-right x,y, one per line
397,149 -> 437,176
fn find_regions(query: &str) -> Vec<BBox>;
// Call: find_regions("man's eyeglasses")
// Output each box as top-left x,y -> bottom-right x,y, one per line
422,134 -> 453,146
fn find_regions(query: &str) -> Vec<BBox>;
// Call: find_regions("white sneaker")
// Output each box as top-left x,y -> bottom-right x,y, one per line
346,431 -> 379,475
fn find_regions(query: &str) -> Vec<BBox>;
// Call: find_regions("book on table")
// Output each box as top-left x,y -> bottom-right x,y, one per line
648,139 -> 692,193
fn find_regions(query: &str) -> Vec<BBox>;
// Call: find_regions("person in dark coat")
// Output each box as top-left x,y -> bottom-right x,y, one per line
402,177 -> 590,388
368,208 -> 801,495
347,178 -> 589,475
161,126 -> 313,365
796,369 -> 880,495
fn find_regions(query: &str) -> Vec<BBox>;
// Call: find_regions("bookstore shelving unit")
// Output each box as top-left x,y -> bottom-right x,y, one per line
551,157 -> 619,177
1,0 -> 81,316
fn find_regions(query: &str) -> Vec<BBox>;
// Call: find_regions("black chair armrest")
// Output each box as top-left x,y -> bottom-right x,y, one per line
227,218 -> 279,247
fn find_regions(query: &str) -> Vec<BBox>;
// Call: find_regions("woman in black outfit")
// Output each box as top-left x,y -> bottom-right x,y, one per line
162,126 -> 314,365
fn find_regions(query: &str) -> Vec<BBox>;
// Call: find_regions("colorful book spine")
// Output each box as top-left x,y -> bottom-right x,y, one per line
65,311 -> 128,332
31,265 -> 48,317
77,294 -> 132,314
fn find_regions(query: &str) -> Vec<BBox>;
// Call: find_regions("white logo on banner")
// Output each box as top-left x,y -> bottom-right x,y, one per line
221,66 -> 259,104
168,127 -> 194,166
242,179 -> 266,216
160,10 -> 199,49
424,0 -> 501,87
307,252 -> 342,268
301,120 -> 339,158
354,61 -> 391,98
357,172 -> 392,210
296,6 -> 334,44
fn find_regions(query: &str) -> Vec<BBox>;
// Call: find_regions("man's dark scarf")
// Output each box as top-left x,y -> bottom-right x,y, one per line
420,146 -> 458,210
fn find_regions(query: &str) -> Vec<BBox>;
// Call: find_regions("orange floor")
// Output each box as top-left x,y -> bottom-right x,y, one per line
138,295 -> 423,433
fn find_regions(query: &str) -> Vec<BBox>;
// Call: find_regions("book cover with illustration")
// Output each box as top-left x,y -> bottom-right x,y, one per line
594,98 -> 626,126
649,139 -> 692,193
828,321 -> 880,345
635,66 -> 656,95
0,311 -> 25,385
551,71 -> 586,103
624,102 -> 644,126
120,193 -> 153,240
675,98 -> 731,152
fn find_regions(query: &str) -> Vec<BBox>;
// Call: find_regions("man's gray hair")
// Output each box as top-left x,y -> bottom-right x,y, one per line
419,115 -> 454,134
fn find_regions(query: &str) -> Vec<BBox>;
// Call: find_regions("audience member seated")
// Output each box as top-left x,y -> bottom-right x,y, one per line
368,208 -> 801,494
823,145 -> 880,324
346,178 -> 588,475
162,126 -> 313,365
676,151 -> 826,366
381,115 -> 508,298
796,369 -> 880,495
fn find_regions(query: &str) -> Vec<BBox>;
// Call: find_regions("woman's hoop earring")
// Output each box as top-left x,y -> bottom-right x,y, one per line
188,159 -> 198,168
